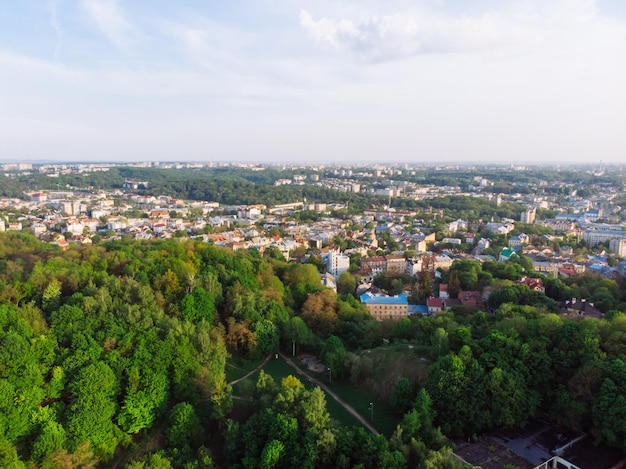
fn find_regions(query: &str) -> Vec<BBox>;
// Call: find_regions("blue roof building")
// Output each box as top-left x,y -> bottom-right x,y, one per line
360,292 -> 409,321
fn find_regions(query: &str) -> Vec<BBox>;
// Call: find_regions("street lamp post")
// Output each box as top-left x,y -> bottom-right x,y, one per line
369,402 -> 374,422
327,367 -> 332,385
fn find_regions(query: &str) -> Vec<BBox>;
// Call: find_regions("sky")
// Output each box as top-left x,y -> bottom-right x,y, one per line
0,0 -> 625,164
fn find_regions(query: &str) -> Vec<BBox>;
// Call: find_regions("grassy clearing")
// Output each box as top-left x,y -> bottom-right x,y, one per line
328,382 -> 399,436
225,355 -> 266,382
226,345 -> 428,437
358,345 -> 429,400
228,355 -> 365,430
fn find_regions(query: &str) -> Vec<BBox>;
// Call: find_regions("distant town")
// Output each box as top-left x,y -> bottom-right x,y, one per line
2,161 -> 625,320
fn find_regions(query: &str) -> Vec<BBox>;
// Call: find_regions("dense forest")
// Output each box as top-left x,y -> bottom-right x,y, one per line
0,232 -> 466,468
1,166 -> 623,218
1,232 -> 626,468
0,168 -> 380,209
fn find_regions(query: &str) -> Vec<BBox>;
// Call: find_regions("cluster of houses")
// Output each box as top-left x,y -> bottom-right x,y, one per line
1,177 -> 625,324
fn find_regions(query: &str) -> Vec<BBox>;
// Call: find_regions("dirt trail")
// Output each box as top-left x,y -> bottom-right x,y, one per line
228,353 -> 273,386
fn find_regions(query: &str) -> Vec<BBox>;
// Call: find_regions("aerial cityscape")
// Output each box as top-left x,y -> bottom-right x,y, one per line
1,161 -> 625,468
2,1 -> 626,469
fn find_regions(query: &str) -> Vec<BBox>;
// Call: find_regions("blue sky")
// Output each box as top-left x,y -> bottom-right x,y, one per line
0,0 -> 625,164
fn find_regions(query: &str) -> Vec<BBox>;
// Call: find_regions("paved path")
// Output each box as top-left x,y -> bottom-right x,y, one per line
279,352 -> 379,436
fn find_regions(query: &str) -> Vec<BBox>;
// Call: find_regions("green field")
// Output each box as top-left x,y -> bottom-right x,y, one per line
225,355 -> 266,382
325,382 -> 399,436
229,356 -> 367,430
226,344 -> 428,437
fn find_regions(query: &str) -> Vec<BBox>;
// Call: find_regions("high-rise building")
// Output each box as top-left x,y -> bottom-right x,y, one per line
324,250 -> 350,280
521,207 -> 536,224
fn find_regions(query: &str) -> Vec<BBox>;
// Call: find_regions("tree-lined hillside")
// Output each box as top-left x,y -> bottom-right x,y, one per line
1,231 -> 625,467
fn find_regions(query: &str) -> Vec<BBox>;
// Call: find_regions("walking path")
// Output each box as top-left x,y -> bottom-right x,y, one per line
279,352 -> 379,436
226,351 -> 379,435
228,353 -> 273,387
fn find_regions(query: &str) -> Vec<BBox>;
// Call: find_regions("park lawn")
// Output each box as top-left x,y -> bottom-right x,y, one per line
225,355 -> 266,382
230,355 -> 365,430
328,382 -> 400,437
358,345 -> 429,399
228,346 -> 426,436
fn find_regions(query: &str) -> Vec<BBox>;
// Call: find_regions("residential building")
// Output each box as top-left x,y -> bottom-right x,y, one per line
363,209 -> 416,222
360,292 -> 409,320
499,248 -> 518,262
422,254 -> 453,271
385,254 -> 406,275
508,233 -> 529,250
361,256 -> 387,274
426,297 -> 443,314
542,219 -> 576,233
66,220 -> 84,235
558,263 -> 585,278
123,180 -> 148,189
30,192 -> 47,203
559,298 -> 602,319
583,229 -> 626,248
521,207 -> 536,224
457,291 -> 483,308
534,261 -> 558,276
609,238 -> 626,257
517,277 -> 545,293
324,250 -> 350,280
321,272 -> 337,291
486,222 -> 514,235
405,258 -> 423,276
237,204 -> 266,219
477,238 -> 490,251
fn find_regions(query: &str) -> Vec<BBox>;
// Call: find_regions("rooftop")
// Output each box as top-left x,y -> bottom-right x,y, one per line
360,292 -> 408,305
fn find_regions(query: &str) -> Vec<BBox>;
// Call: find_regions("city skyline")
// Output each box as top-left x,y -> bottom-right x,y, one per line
1,0 -> 625,164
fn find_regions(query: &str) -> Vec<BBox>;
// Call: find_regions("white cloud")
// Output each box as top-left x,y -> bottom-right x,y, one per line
299,10 -> 362,48
299,7 -> 545,63
1,1 -> 625,163
81,0 -> 135,48
48,0 -> 63,61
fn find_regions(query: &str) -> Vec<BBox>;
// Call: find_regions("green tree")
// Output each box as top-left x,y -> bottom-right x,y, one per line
592,359 -> 626,447
259,439 -> 284,469
337,271 -> 357,296
447,270 -> 461,299
390,378 -> 413,414
31,421 -> 67,463
181,287 -> 216,323
42,279 -> 62,312
321,335 -> 346,378
418,272 -> 433,302
283,316 -> 313,356
301,289 -> 339,337
66,361 -> 122,460
430,328 -> 449,360
166,402 -> 204,451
